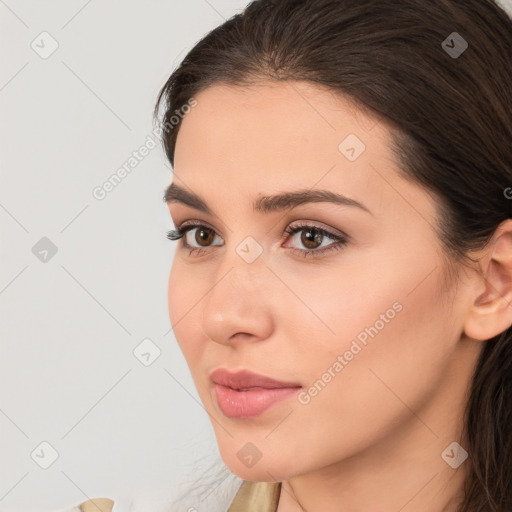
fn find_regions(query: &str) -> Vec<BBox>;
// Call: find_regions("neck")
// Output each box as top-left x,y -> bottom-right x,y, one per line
275,341 -> 480,512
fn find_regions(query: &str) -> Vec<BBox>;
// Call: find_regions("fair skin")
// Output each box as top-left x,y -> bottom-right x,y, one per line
166,80 -> 512,512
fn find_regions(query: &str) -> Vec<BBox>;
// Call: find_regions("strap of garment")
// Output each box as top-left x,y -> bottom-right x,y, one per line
79,497 -> 114,512
227,480 -> 281,512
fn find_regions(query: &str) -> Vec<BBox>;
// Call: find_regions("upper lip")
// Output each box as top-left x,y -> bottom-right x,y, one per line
210,368 -> 302,390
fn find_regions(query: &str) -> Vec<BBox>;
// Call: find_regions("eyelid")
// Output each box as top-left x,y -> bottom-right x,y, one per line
173,219 -> 347,239
284,220 -> 349,240
174,219 -> 222,239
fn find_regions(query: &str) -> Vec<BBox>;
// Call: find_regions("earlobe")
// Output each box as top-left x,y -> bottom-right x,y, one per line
463,220 -> 512,342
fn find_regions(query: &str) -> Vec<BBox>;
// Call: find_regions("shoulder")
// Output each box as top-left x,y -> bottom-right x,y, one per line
79,498 -> 115,512
56,497 -> 115,512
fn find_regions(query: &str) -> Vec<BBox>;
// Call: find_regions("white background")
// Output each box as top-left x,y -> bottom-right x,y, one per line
1,1 -> 251,511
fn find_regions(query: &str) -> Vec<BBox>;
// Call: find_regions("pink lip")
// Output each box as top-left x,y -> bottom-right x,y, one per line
210,368 -> 302,418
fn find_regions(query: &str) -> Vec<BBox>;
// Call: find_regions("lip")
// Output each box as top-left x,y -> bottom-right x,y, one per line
210,368 -> 302,418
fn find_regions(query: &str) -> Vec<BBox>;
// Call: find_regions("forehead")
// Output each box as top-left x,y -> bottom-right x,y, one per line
171,80 -> 437,226
174,80 -> 390,185
175,80 -> 388,155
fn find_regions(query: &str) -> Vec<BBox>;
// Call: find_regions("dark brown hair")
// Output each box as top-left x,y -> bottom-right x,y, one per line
154,1 -> 512,510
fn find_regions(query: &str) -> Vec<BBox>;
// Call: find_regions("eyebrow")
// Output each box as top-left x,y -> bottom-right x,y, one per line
163,182 -> 372,215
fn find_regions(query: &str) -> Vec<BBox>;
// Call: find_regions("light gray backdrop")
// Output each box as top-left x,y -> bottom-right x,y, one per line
1,1 -> 511,511
0,1 -> 251,511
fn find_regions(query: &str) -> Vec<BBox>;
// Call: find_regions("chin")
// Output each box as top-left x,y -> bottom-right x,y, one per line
218,446 -> 300,482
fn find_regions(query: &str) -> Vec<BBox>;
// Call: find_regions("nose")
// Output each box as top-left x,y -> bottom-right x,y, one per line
201,260 -> 274,347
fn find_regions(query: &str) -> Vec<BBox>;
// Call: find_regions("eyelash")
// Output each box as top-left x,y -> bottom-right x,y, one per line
166,221 -> 348,258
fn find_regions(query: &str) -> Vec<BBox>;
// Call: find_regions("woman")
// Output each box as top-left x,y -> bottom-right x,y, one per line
61,0 -> 512,510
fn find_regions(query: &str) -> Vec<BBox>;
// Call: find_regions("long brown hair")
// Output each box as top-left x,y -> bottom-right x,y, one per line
154,1 -> 512,509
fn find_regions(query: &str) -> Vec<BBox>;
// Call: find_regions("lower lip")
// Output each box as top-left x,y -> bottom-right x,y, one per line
213,384 -> 301,418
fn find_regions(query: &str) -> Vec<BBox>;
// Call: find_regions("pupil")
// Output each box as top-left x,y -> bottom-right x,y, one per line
196,228 -> 213,246
302,228 -> 321,248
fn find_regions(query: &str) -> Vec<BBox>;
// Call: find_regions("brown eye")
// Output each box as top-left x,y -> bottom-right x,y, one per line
194,227 -> 216,247
283,222 -> 348,258
180,225 -> 223,251
167,221 -> 347,259
300,228 -> 324,250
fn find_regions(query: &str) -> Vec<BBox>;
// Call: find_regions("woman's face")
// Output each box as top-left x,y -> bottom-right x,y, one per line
166,80 -> 477,481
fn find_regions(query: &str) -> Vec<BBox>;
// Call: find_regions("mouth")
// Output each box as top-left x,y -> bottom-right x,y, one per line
209,368 -> 302,418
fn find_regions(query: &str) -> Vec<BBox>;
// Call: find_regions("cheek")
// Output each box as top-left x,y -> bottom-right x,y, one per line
296,254 -> 448,374
296,263 -> 453,428
167,259 -> 204,363
282,244 -> 451,368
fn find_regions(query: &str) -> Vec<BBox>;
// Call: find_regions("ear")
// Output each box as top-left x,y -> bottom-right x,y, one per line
464,219 -> 512,341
